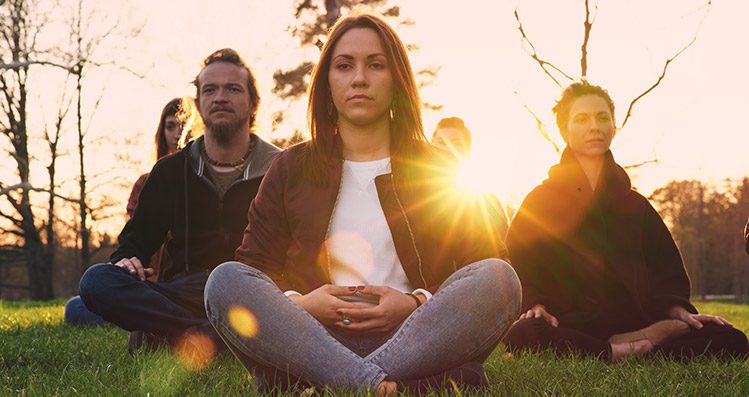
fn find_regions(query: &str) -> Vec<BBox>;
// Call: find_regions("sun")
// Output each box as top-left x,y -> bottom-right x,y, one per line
453,157 -> 494,197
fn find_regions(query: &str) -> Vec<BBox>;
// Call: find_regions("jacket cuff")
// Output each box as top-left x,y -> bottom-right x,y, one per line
654,296 -> 697,318
411,288 -> 432,301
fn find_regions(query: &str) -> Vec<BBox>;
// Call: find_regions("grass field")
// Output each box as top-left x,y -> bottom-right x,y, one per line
1,300 -> 748,396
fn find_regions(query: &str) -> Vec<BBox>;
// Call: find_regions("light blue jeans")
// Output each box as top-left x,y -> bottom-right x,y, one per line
204,258 -> 520,391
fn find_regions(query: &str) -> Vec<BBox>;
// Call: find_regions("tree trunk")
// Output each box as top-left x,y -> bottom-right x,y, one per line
14,56 -> 53,299
696,183 -> 705,300
21,202 -> 53,299
76,65 -> 91,273
44,128 -> 59,292
325,0 -> 341,26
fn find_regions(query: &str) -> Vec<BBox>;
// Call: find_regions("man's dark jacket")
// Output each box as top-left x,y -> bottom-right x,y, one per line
506,148 -> 696,328
111,135 -> 281,281
235,141 -> 508,294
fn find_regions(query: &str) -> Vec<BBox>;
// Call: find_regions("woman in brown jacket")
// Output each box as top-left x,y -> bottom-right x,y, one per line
204,13 -> 519,395
503,82 -> 748,362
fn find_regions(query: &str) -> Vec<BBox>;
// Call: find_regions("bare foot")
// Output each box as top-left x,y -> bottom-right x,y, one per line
376,380 -> 397,396
610,339 -> 654,362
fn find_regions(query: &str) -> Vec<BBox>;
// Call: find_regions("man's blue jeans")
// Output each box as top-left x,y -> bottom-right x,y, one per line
204,258 -> 520,391
65,295 -> 106,326
79,263 -> 221,347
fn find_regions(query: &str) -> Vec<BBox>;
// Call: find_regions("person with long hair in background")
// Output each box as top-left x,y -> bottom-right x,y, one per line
503,82 -> 749,362
204,13 -> 519,395
65,97 -> 185,326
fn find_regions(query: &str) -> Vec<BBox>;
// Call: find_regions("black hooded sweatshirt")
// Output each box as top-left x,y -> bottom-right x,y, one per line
507,148 -> 696,331
110,134 -> 281,281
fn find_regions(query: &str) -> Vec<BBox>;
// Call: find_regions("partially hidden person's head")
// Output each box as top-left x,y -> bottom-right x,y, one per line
553,82 -> 616,159
192,48 -> 260,144
174,96 -> 204,149
431,117 -> 472,159
155,98 -> 184,159
307,12 -> 425,159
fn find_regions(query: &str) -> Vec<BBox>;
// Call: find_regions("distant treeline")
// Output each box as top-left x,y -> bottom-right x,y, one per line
2,178 -> 749,301
650,178 -> 749,303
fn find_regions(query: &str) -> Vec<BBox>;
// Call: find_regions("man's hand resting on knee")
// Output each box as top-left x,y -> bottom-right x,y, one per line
113,257 -> 155,281
519,304 -> 559,327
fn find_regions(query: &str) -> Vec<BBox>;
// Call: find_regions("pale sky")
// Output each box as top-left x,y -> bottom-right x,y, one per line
12,0 -> 749,235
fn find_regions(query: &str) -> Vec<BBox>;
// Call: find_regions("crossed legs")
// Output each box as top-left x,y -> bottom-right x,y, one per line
204,258 -> 521,392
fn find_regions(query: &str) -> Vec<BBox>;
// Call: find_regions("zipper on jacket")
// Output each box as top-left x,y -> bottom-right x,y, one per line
323,161 -> 345,282
218,199 -> 226,244
390,174 -> 427,288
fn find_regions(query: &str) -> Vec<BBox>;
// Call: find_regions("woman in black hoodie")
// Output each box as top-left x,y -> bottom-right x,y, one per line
503,82 -> 748,362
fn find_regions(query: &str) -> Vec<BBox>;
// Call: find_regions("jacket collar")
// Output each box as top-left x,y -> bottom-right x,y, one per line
546,147 -> 631,195
186,134 -> 281,180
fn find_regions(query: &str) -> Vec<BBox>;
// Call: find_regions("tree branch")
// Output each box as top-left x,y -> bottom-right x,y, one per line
514,8 -> 574,87
620,37 -> 696,129
86,59 -> 147,79
620,0 -> 711,129
0,60 -> 73,72
579,0 -> 596,80
0,182 -> 30,196
0,206 -> 23,227
514,91 -> 561,154
623,158 -> 659,170
1,181 -> 78,203
0,225 -> 24,237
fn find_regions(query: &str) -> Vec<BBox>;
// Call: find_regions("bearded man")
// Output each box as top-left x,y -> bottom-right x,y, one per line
79,48 -> 281,355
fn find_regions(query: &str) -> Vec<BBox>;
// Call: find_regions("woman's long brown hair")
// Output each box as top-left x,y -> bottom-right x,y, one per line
302,12 -> 426,184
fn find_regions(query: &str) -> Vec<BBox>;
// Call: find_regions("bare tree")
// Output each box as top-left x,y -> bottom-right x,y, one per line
0,0 -> 143,298
0,0 -> 59,298
57,0 -> 144,272
41,87 -> 74,282
514,0 -> 712,152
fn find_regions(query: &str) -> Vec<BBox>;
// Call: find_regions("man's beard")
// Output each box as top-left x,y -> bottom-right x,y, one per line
204,115 -> 249,147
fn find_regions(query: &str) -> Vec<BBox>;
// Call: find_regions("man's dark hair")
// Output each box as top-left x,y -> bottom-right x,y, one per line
192,48 -> 261,128
432,117 -> 472,150
552,82 -> 615,136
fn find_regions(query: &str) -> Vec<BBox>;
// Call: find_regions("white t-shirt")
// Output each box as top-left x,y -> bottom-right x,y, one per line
326,157 -> 412,292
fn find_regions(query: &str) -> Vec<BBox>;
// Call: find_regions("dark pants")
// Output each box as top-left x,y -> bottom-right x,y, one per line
65,295 -> 106,326
79,263 -> 222,348
504,317 -> 749,361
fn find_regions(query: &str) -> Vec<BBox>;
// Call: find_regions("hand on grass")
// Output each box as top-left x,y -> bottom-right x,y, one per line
667,305 -> 732,329
519,304 -> 559,327
113,257 -> 154,281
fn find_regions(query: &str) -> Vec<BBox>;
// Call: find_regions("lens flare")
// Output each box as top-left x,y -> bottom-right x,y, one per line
174,332 -> 215,371
228,305 -> 259,338
453,158 -> 490,196
326,231 -> 374,282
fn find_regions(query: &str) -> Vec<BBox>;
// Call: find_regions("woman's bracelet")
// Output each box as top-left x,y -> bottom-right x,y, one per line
405,292 -> 422,308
